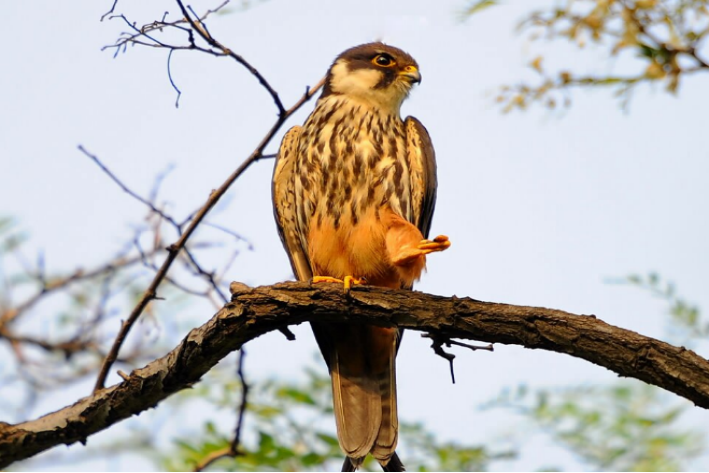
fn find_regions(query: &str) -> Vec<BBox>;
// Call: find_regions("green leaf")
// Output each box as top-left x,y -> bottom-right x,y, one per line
463,0 -> 499,17
275,387 -> 316,405
316,432 -> 339,447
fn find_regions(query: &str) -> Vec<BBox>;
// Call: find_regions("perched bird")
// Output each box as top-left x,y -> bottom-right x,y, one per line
272,42 -> 450,471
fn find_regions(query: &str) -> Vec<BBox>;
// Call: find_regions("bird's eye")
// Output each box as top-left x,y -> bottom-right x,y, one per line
372,54 -> 395,67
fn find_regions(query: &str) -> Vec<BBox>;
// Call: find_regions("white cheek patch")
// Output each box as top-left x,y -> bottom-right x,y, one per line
330,61 -> 382,95
328,60 -> 408,113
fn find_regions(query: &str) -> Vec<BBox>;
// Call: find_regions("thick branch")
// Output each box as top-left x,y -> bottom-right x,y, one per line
2,282 -> 709,468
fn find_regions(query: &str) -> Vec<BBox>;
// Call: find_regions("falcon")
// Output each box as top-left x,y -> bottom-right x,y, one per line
272,42 -> 450,471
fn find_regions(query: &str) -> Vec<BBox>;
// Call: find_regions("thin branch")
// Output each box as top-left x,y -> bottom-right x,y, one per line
102,3 -> 229,58
0,251 -> 159,326
182,246 -> 228,303
100,0 -> 119,21
426,333 -> 457,383
193,348 -> 249,471
202,221 -> 250,246
167,49 -> 182,108
0,332 -> 97,358
193,447 -> 232,471
78,146 -> 181,230
232,348 -> 249,454
132,231 -> 217,299
174,0 -> 286,115
421,333 -> 494,384
92,78 -> 324,393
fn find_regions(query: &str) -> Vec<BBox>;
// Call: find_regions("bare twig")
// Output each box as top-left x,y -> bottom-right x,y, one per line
79,146 -> 181,230
92,78 -> 323,392
193,447 -> 232,471
193,347 -> 249,471
0,332 -> 97,358
202,222 -> 249,246
102,2 -> 229,58
132,231 -> 218,299
174,0 -> 286,115
103,1 -> 287,114
422,333 -> 494,353
100,0 -> 119,21
421,333 -> 494,384
0,251 -> 159,326
232,348 -> 249,454
182,246 -> 228,303
425,334 -> 458,383
167,49 -> 182,108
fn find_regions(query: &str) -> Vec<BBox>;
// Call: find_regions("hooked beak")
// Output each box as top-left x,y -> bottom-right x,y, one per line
398,65 -> 421,84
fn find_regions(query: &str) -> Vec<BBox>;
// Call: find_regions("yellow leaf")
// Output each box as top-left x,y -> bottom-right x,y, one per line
464,0 -> 498,16
584,13 -> 602,30
530,56 -> 544,73
635,0 -> 657,9
645,61 -> 665,79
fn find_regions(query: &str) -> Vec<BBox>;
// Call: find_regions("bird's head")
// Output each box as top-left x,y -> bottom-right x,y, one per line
322,42 -> 421,114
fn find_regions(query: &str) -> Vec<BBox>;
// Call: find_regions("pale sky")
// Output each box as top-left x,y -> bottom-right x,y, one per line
2,0 -> 708,470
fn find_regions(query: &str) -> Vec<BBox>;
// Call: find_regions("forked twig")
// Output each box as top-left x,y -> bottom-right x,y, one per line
175,0 -> 285,115
422,333 -> 494,384
192,349 -> 249,471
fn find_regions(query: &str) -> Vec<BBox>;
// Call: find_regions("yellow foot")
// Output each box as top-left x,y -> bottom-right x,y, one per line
311,275 -> 367,292
392,235 -> 451,266
419,235 -> 451,254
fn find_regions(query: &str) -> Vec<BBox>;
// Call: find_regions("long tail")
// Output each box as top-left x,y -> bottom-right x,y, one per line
311,322 -> 401,469
341,452 -> 406,472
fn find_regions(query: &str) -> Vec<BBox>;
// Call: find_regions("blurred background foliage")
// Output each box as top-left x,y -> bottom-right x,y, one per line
5,208 -> 707,471
471,0 -> 709,111
2,0 -> 708,470
160,279 -> 707,471
163,369 -> 515,471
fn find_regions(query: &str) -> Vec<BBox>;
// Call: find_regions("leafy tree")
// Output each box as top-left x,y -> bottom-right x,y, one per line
164,369 -> 514,471
466,0 -> 709,110
489,381 -> 704,471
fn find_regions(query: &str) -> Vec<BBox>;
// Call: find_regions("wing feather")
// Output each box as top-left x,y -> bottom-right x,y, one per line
272,126 -> 313,281
405,116 -> 437,239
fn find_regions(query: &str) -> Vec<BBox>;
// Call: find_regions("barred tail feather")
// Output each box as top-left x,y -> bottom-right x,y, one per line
371,341 -> 398,463
332,351 -> 381,459
312,323 -> 401,471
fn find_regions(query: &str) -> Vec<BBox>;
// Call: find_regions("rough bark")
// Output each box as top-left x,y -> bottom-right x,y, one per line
2,281 -> 708,468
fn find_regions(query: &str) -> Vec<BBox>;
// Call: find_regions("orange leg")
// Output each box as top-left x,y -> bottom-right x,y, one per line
312,275 -> 367,292
391,235 -> 451,266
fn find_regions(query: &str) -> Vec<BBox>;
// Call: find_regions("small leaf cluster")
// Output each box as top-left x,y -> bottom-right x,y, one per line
469,0 -> 709,111
166,368 -> 512,471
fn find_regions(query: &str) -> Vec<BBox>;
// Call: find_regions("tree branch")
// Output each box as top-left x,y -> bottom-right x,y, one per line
91,77 -> 323,393
2,281 -> 708,468
174,0 -> 286,115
